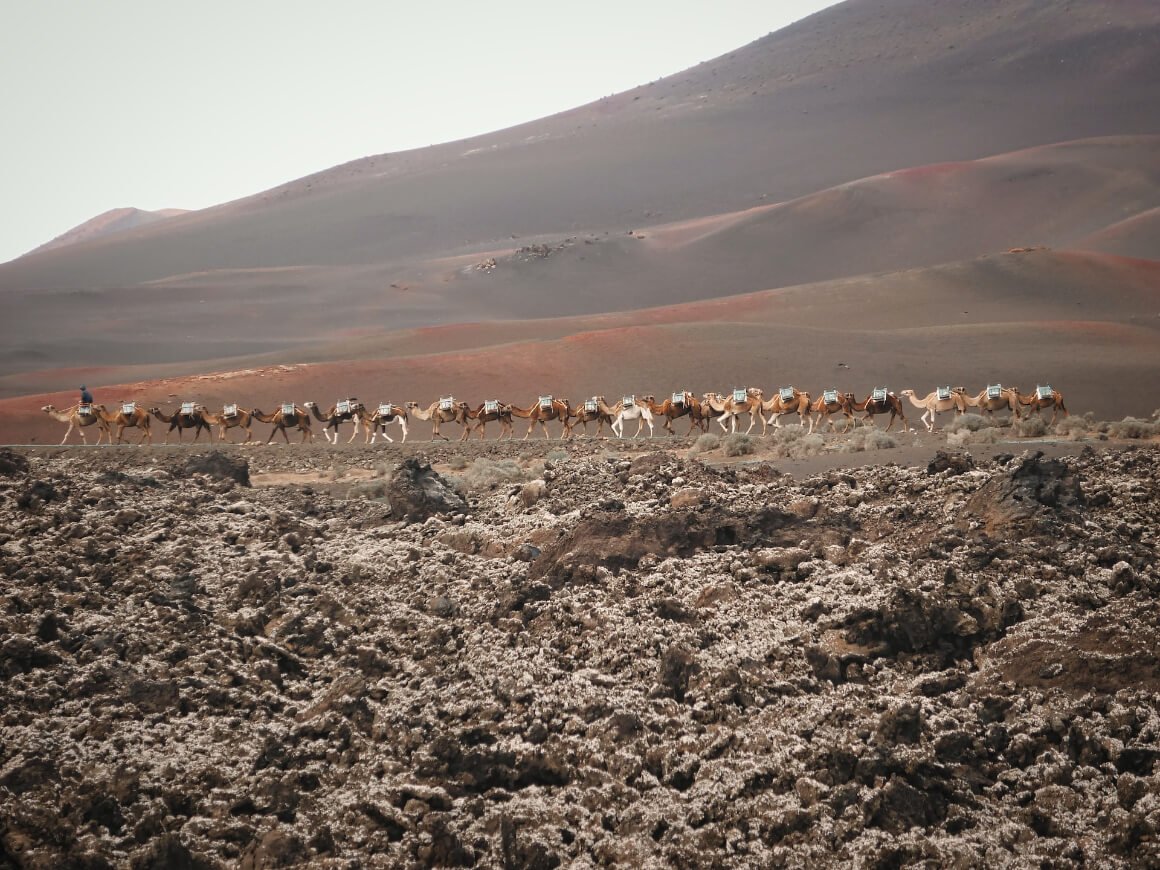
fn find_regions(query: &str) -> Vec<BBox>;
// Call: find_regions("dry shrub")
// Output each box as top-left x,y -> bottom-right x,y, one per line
546,449 -> 569,463
1051,417 -> 1091,439
1013,415 -> 1048,438
768,425 -> 825,458
1106,417 -> 1160,439
692,433 -> 721,454
457,458 -> 531,492
946,414 -> 994,434
372,461 -> 393,479
838,427 -> 897,453
947,427 -> 1003,449
722,433 -> 756,457
446,454 -> 469,471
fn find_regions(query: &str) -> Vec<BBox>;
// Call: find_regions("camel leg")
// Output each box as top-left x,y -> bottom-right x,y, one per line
61,422 -> 75,445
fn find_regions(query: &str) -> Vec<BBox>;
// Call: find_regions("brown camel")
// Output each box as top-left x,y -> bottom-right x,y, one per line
149,404 -> 213,443
643,392 -> 707,436
460,400 -> 514,441
508,396 -> 572,439
251,404 -> 314,444
201,405 -> 256,443
850,389 -> 908,432
41,403 -> 110,445
761,386 -> 813,433
306,399 -> 365,444
364,403 -> 409,443
953,386 -> 1021,423
900,387 -> 962,433
98,402 -> 153,444
405,398 -> 466,441
703,388 -> 763,434
567,397 -> 615,437
1010,385 -> 1069,425
810,390 -> 855,433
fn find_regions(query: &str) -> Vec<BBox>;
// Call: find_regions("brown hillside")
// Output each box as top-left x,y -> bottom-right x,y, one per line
7,249 -> 1159,444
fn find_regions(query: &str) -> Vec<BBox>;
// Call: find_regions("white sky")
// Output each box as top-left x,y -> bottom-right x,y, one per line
0,0 -> 839,264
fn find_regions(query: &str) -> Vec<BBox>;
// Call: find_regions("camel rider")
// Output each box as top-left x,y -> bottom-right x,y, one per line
80,385 -> 93,404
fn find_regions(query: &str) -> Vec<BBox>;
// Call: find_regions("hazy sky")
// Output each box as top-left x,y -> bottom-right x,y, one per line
1,0 -> 838,264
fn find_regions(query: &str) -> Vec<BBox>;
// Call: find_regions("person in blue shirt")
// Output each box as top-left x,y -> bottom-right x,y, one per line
80,385 -> 93,404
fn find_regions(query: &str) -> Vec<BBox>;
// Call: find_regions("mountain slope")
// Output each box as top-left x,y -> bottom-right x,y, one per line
2,0 -> 1158,292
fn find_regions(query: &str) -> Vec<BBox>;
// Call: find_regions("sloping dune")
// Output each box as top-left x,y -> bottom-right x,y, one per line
7,249 -> 1158,443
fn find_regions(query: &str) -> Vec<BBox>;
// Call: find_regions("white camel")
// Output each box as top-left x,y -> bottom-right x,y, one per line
611,395 -> 654,438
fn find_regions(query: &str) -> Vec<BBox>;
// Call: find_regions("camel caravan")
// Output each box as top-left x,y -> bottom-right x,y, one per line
40,382 -> 1069,445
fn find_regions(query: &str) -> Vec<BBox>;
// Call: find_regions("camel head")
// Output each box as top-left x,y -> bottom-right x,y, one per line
41,405 -> 57,413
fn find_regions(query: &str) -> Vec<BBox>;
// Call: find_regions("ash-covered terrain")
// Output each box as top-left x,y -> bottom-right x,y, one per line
1,443 -> 1158,868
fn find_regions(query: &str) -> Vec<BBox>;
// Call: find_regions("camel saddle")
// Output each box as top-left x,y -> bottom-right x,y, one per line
484,400 -> 499,414
871,388 -> 888,404
538,395 -> 554,410
1036,385 -> 1054,400
779,386 -> 795,403
78,403 -> 94,417
622,395 -> 635,407
584,399 -> 598,413
121,402 -> 136,416
223,404 -> 238,418
439,397 -> 454,411
937,386 -> 952,401
671,391 -> 685,405
181,402 -> 197,416
377,403 -> 394,417
336,399 -> 352,415
281,403 -> 296,417
987,384 -> 1003,400
823,390 -> 838,405
732,388 -> 748,404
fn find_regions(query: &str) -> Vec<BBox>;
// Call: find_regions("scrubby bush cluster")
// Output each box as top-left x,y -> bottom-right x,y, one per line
838,427 -> 898,453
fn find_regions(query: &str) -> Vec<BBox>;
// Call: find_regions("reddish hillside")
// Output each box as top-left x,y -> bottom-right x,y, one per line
6,249 -> 1158,444
1,1 -> 1158,439
27,207 -> 187,256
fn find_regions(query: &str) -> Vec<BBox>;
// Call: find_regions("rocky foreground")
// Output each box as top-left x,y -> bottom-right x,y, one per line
1,443 -> 1158,868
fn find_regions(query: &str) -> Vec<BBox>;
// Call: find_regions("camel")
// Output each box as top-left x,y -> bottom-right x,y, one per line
508,395 -> 572,439
98,402 -> 153,444
850,389 -> 908,432
610,395 -> 655,439
251,404 -> 314,444
460,400 -> 513,441
642,392 -> 707,436
149,404 -> 213,443
953,385 -> 1021,423
900,387 -> 962,433
41,403 -> 110,445
306,399 -> 365,444
405,398 -> 466,441
567,397 -> 615,437
1009,385 -> 1069,425
762,386 -> 813,433
201,405 -> 256,443
364,403 -> 409,443
809,390 -> 855,433
702,388 -> 763,434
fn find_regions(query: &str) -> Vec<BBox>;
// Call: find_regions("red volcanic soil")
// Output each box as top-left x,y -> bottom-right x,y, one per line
6,249 -> 1159,444
2,3 -> 1158,444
